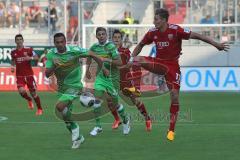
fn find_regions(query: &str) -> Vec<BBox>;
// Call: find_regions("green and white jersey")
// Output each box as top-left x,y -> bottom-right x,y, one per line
46,46 -> 88,93
90,41 -> 120,82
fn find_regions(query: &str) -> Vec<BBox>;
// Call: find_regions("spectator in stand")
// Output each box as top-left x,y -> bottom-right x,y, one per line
67,0 -> 78,40
44,2 -> 58,33
200,14 -> 216,24
200,14 -> 216,37
222,11 -> 235,24
6,2 -> 20,28
25,1 -> 42,28
121,11 -> 135,48
0,2 -> 6,27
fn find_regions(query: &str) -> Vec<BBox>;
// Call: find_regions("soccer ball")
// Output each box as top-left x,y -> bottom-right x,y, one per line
79,92 -> 95,107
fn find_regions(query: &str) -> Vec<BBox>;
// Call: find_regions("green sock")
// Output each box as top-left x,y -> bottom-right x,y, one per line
62,105 -> 78,132
93,107 -> 101,128
117,104 -> 128,123
65,122 -> 72,133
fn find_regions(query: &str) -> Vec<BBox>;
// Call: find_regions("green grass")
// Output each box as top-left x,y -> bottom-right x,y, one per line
0,92 -> 240,160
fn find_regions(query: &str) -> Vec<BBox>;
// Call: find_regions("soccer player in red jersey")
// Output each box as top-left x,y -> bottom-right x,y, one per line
127,8 -> 229,141
11,34 -> 43,115
110,29 -> 152,131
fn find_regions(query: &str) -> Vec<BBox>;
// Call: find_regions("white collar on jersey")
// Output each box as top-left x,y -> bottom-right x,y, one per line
54,46 -> 70,54
98,40 -> 109,46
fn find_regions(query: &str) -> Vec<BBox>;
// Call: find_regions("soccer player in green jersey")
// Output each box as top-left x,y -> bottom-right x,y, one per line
86,27 -> 130,136
45,33 -> 102,149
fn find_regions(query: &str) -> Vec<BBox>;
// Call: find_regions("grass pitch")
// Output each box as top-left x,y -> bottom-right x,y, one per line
0,92 -> 240,160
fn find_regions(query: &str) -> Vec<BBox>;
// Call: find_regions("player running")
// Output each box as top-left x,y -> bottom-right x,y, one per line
126,8 -> 230,141
110,29 -> 152,131
86,27 -> 131,136
45,33 -> 103,149
11,34 -> 43,115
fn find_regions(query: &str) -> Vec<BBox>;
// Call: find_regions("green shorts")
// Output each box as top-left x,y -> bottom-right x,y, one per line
58,87 -> 81,102
94,78 -> 119,104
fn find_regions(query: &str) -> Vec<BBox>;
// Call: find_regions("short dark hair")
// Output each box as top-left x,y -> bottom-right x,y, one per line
96,27 -> 107,35
112,29 -> 123,39
15,34 -> 23,41
54,32 -> 66,42
155,8 -> 169,22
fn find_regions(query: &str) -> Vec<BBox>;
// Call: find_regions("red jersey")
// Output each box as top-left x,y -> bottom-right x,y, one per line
141,24 -> 191,60
119,46 -> 131,65
11,47 -> 35,76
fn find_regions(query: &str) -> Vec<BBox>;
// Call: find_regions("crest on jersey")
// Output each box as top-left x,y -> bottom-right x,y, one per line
154,36 -> 158,40
168,34 -> 173,40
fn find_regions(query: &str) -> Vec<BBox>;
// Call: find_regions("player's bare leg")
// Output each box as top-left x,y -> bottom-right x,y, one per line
18,87 -> 33,110
167,89 -> 180,141
30,91 -> 43,116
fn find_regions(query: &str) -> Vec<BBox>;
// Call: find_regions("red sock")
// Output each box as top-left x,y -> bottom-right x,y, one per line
108,101 -> 120,121
33,95 -> 42,109
20,92 -> 32,101
136,102 -> 150,120
169,103 -> 179,132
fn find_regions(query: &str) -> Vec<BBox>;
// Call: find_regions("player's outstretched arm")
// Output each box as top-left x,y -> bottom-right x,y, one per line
101,56 -> 123,66
132,42 -> 145,57
189,32 -> 230,51
88,51 -> 103,69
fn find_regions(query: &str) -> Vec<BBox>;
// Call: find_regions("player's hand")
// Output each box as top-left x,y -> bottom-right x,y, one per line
86,70 -> 92,79
11,66 -> 15,73
215,42 -> 230,52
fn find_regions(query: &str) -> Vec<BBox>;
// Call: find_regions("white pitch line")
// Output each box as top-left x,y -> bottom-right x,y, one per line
0,121 -> 240,126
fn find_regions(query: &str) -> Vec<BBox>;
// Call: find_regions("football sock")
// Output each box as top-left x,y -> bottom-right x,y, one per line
117,104 -> 128,124
108,101 -> 120,121
93,107 -> 101,128
20,92 -> 32,101
62,106 -> 78,132
33,95 -> 42,109
136,102 -> 150,121
169,103 -> 179,131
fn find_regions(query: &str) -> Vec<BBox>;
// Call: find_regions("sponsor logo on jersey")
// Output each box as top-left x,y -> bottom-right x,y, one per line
154,36 -> 158,40
156,41 -> 169,49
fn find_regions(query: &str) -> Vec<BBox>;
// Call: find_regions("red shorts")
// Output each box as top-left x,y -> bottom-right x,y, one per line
143,57 -> 181,90
16,75 -> 37,92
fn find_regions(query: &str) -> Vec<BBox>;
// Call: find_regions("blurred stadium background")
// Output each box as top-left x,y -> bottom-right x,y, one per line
0,0 -> 240,160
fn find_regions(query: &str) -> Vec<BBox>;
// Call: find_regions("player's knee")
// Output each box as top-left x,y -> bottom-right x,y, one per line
19,89 -> 27,97
56,102 -> 66,112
